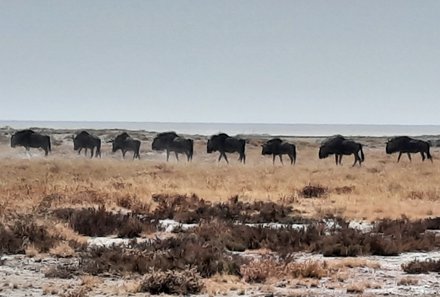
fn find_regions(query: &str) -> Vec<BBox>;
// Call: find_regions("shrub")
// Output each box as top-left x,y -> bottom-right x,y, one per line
402,259 -> 440,274
139,269 -> 203,295
300,184 -> 328,198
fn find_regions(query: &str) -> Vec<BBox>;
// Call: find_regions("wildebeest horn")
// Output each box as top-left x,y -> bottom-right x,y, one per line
107,139 -> 114,143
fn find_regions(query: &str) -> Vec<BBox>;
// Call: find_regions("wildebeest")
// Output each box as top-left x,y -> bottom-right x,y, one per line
261,138 -> 296,165
386,136 -> 432,162
319,135 -> 365,166
73,131 -> 101,158
109,132 -> 141,159
207,133 -> 246,164
10,130 -> 51,156
152,131 -> 193,161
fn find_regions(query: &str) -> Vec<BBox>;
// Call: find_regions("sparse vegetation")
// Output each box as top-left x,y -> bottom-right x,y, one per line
402,259 -> 440,274
138,269 -> 203,295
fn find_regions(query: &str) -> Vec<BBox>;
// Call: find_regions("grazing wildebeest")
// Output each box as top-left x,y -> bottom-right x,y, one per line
10,130 -> 51,156
261,138 -> 296,165
207,133 -> 246,164
152,131 -> 193,161
319,135 -> 365,166
386,136 -> 432,162
109,132 -> 141,159
73,131 -> 101,158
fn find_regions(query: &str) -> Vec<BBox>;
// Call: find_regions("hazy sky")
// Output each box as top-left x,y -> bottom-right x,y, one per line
0,1 -> 439,124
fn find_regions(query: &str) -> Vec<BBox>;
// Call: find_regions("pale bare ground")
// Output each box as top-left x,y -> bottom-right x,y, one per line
0,136 -> 439,221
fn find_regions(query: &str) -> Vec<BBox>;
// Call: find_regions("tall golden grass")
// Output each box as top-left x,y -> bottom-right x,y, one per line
1,140 -> 440,221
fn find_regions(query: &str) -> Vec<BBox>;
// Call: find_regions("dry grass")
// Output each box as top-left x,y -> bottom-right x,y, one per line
1,140 -> 440,221
398,276 -> 419,286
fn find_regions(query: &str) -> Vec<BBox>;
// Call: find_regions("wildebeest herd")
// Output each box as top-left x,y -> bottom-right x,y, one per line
8,129 -> 435,165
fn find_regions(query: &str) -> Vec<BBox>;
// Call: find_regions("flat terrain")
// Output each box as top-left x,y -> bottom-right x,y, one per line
0,127 -> 439,296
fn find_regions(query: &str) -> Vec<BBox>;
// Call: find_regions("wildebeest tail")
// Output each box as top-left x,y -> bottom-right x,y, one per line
188,139 -> 194,159
292,145 -> 297,164
46,136 -> 52,152
359,144 -> 365,162
96,139 -> 102,157
426,143 -> 433,161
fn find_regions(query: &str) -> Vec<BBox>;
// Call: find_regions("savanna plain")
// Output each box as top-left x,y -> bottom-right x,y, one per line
0,127 -> 440,297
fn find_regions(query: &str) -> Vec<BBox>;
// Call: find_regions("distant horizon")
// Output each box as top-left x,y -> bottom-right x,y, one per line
2,120 -> 440,137
3,119 -> 440,127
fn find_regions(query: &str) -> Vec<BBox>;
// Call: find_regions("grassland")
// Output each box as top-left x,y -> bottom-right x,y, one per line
1,129 -> 440,296
1,135 -> 440,221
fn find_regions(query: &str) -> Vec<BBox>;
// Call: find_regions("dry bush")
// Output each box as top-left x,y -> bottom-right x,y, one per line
334,186 -> 355,195
80,235 -> 244,278
240,259 -> 327,283
240,260 -> 278,283
398,276 -> 419,286
300,184 -> 328,198
116,195 -> 151,213
327,258 -> 380,270
49,242 -> 75,258
286,261 -> 327,279
139,269 -> 203,295
346,283 -> 364,294
402,259 -> 440,274
150,194 -> 301,224
45,265 -> 77,279
60,287 -> 89,297
0,216 -> 59,254
53,206 -> 154,237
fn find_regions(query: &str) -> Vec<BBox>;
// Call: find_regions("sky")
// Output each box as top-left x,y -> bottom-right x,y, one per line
0,1 -> 439,125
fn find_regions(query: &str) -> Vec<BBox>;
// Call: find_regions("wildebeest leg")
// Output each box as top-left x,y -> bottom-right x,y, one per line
288,154 -> 294,165
166,150 -> 170,162
352,154 -> 359,167
334,155 -> 338,165
272,154 -> 276,165
222,152 -> 229,164
90,148 -> 94,158
279,154 -> 283,165
338,155 -> 343,165
407,153 -> 412,162
122,150 -> 126,159
421,152 -> 426,161
78,148 -> 82,155
175,152 -> 179,161
397,152 -> 402,162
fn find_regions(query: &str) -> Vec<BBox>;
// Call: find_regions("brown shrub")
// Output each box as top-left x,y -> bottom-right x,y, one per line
53,207 -> 154,237
402,259 -> 440,274
139,269 -> 203,295
300,184 -> 328,198
150,194 -> 303,224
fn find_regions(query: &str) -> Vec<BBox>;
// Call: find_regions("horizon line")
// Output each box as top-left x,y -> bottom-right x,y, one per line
2,119 -> 440,127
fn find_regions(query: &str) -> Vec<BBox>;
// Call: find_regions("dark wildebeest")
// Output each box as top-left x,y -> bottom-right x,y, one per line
207,133 -> 246,164
73,131 -> 101,158
10,130 -> 51,156
109,132 -> 141,159
151,131 -> 193,161
261,138 -> 296,165
319,135 -> 365,166
386,136 -> 432,162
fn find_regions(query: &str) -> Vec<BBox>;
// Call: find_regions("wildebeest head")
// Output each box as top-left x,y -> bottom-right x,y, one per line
207,138 -> 215,153
207,134 -> 228,153
385,139 -> 397,154
10,134 -> 18,147
318,145 -> 330,159
261,144 -> 272,155
152,132 -> 175,151
10,130 -> 34,148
